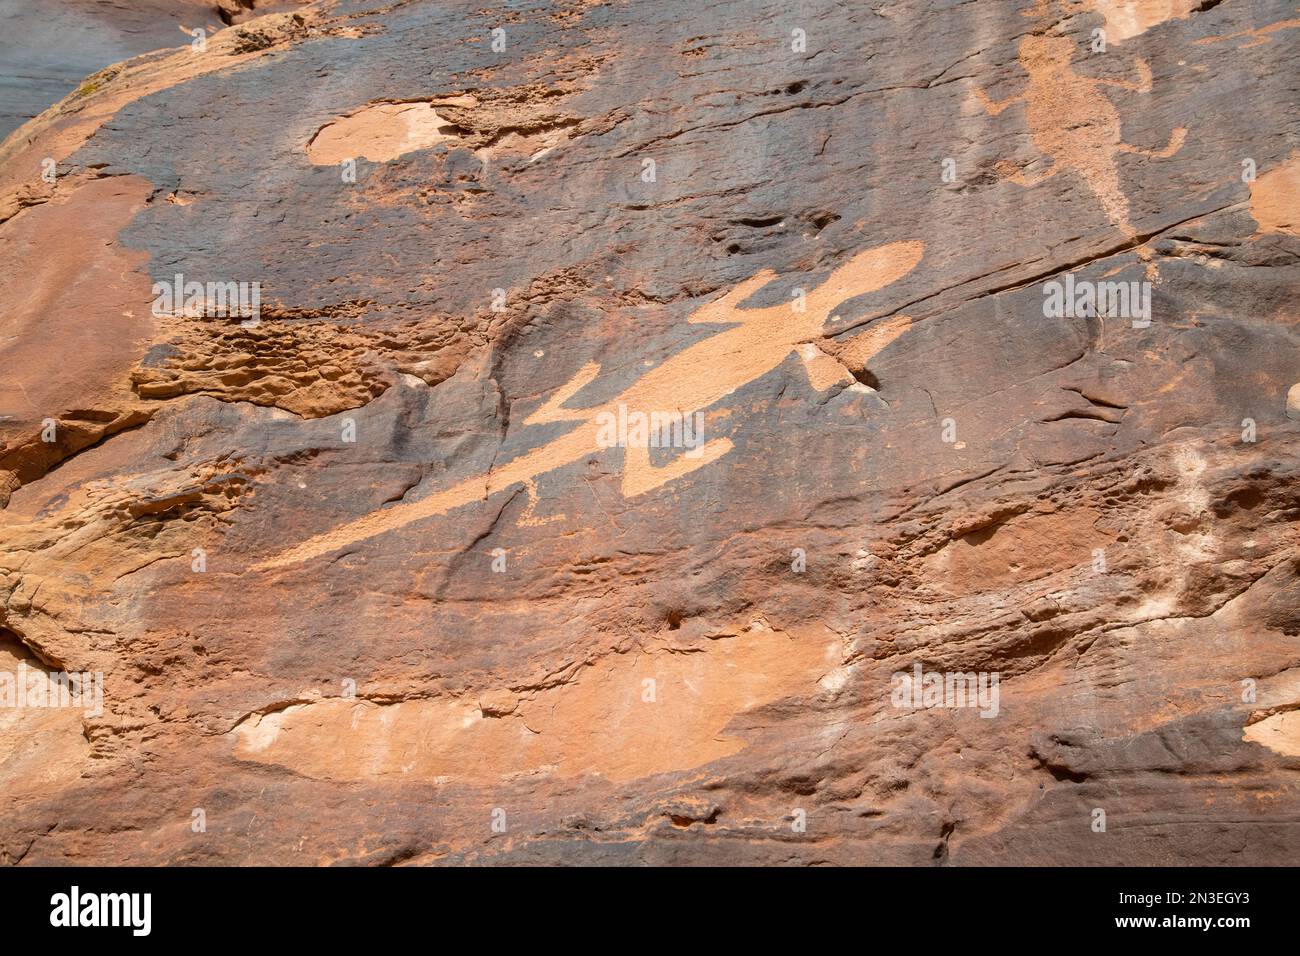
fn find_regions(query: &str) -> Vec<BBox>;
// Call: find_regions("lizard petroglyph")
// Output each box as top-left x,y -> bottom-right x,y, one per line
256,240 -> 925,569
976,34 -> 1186,277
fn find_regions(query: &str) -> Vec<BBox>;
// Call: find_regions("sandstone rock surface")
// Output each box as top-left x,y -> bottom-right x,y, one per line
1,0 -> 1298,865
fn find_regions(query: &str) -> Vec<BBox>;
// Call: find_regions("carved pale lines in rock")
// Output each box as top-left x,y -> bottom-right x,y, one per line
975,34 -> 1186,277
255,241 -> 924,569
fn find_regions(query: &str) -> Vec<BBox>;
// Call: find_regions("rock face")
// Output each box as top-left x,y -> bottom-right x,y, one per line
1,0 -> 1298,866
0,0 -> 312,141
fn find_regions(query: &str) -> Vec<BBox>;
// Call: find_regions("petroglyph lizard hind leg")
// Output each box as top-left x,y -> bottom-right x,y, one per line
620,438 -> 734,498
525,361 -> 602,424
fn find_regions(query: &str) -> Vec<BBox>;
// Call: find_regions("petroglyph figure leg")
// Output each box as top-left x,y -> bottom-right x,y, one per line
802,241 -> 925,319
525,360 -> 601,424
1119,126 -> 1186,159
803,313 -> 914,395
620,437 -> 734,498
1079,161 -> 1136,237
517,477 -> 563,526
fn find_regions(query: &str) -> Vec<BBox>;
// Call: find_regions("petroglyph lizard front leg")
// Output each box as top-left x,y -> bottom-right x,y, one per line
975,87 -> 1026,116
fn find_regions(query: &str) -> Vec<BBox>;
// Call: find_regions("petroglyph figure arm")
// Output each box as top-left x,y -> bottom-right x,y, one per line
802,242 -> 925,324
523,361 -> 601,424
1117,126 -> 1186,159
689,269 -> 778,324
974,86 -> 1025,116
1096,58 -> 1152,93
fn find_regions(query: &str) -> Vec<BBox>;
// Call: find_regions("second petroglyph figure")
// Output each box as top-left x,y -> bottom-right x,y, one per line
976,34 -> 1186,275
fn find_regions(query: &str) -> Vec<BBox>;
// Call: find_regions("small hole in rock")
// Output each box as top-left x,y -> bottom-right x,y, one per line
852,367 -> 881,390
809,211 -> 840,232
